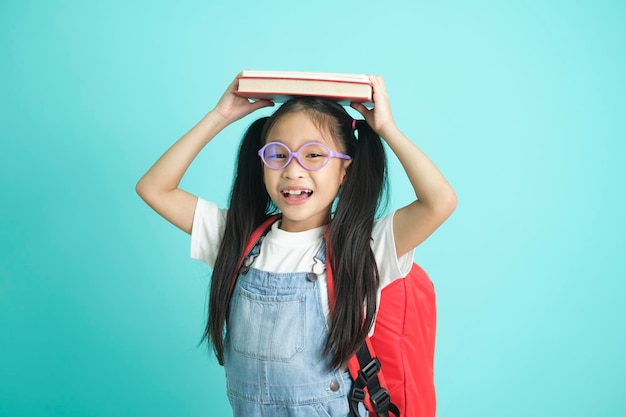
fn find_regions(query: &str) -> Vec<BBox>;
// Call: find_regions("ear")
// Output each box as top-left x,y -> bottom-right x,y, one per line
340,159 -> 352,185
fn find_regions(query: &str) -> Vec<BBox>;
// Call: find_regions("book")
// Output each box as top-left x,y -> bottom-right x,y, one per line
235,70 -> 373,105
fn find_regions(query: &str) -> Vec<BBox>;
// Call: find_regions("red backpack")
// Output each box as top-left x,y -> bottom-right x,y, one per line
234,216 -> 437,417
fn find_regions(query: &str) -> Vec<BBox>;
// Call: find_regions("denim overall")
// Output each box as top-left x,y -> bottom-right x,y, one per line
224,236 -> 367,417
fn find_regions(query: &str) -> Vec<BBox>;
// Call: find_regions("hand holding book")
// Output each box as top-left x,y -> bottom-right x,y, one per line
212,78 -> 275,125
350,75 -> 398,139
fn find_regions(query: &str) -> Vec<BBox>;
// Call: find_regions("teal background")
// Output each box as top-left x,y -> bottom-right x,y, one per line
1,0 -> 624,416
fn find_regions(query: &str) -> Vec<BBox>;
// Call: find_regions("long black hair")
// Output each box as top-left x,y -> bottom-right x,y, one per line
205,97 -> 388,369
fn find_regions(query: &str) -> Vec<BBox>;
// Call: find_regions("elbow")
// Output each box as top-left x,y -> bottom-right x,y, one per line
135,178 -> 146,199
135,177 -> 154,203
445,188 -> 458,215
434,188 -> 457,221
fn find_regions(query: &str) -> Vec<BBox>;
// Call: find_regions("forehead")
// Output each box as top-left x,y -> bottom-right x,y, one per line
266,111 -> 336,147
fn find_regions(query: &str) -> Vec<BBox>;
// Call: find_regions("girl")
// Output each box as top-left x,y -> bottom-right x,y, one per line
136,75 -> 456,416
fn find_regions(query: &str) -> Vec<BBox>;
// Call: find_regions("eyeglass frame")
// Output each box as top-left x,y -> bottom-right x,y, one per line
257,141 -> 352,171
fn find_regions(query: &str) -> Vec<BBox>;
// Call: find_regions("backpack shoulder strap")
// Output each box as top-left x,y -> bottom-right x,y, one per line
349,342 -> 400,417
228,214 -> 281,298
323,228 -> 400,417
323,227 -> 335,307
238,215 -> 281,269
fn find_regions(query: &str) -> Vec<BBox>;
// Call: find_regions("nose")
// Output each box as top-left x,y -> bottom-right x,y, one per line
282,155 -> 307,178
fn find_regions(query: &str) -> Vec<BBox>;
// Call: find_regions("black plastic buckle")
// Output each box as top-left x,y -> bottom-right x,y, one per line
350,387 -> 366,402
357,357 -> 381,386
370,388 -> 391,413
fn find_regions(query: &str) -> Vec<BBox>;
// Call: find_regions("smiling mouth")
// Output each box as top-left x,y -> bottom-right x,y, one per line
281,189 -> 313,200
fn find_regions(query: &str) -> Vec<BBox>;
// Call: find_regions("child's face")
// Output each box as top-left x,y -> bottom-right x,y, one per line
263,111 -> 351,232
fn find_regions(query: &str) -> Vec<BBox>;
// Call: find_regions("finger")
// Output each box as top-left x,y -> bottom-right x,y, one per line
250,99 -> 275,111
227,77 -> 240,93
369,78 -> 391,110
367,74 -> 382,89
369,75 -> 386,97
350,102 -> 370,117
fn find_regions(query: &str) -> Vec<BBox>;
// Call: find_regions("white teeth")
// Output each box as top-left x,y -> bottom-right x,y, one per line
283,190 -> 312,195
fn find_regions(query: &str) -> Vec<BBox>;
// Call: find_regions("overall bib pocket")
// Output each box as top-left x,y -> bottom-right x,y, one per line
228,285 -> 306,361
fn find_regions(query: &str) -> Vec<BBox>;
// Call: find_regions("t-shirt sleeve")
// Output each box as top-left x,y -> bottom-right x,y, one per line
190,198 -> 228,268
371,211 -> 414,289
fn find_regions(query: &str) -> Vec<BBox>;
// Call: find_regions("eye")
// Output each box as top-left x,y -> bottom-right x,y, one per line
264,143 -> 289,160
302,144 -> 328,159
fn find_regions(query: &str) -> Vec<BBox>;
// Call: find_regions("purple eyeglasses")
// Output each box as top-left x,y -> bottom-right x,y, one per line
258,141 -> 352,171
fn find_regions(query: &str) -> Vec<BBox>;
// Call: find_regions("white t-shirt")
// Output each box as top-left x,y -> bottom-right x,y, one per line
190,198 -> 414,335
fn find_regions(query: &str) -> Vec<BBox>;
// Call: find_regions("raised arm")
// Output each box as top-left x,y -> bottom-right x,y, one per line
351,75 -> 457,257
136,78 -> 274,234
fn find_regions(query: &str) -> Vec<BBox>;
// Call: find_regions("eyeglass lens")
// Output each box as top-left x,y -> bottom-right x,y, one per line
262,142 -> 331,170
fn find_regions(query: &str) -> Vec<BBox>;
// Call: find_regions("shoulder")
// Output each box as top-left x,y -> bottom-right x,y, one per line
192,198 -> 228,232
371,211 -> 414,288
190,198 -> 228,266
371,211 -> 397,250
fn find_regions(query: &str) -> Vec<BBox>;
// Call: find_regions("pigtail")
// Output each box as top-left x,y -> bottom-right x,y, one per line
326,119 -> 388,369
206,116 -> 273,365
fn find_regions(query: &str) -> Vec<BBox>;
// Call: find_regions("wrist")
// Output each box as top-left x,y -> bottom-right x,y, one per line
378,123 -> 401,140
203,109 -> 232,131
